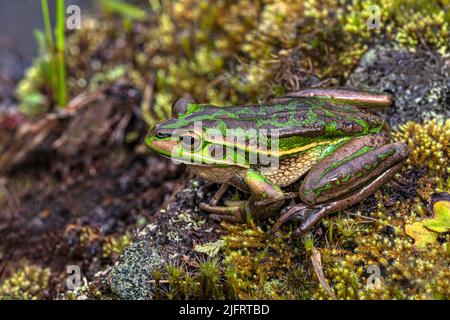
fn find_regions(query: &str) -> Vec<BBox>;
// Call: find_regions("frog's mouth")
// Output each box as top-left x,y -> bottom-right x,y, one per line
145,135 -> 177,157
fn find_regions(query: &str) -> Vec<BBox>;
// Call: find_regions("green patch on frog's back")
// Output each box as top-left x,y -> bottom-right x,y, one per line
161,99 -> 384,144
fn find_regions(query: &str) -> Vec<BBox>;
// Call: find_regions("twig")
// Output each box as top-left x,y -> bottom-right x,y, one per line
310,248 -> 336,300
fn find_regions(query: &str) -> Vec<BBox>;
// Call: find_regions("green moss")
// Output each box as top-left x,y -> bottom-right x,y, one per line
15,61 -> 49,116
102,232 -> 133,259
0,264 -> 51,300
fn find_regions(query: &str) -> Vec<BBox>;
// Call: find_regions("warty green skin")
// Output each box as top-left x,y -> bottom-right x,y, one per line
145,89 -> 409,234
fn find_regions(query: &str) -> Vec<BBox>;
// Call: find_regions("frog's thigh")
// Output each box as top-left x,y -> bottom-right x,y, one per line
300,135 -> 408,205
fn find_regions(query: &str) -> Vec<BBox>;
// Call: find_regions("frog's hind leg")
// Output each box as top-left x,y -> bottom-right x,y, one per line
273,161 -> 404,235
273,135 -> 409,234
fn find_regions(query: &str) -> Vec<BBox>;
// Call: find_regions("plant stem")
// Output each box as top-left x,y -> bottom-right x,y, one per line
55,0 -> 67,107
41,0 -> 57,100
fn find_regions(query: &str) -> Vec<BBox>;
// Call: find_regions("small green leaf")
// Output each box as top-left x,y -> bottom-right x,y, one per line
405,222 -> 438,250
422,193 -> 450,233
405,192 -> 450,250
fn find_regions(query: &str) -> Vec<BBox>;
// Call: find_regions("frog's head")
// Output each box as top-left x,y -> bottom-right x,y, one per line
145,96 -> 250,168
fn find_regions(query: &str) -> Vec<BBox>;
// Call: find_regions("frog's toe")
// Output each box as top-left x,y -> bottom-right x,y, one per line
199,203 -> 244,223
294,206 -> 330,235
272,204 -> 330,235
209,213 -> 242,223
272,204 -> 308,233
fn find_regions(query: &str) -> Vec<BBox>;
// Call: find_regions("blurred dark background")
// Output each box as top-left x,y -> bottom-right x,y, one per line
0,0 -> 94,89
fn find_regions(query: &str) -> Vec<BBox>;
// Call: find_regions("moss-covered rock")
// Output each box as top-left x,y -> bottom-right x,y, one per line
105,179 -> 221,299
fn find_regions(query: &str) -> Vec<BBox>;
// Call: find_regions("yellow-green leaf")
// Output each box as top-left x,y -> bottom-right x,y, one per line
422,193 -> 450,233
405,192 -> 450,250
405,222 -> 438,250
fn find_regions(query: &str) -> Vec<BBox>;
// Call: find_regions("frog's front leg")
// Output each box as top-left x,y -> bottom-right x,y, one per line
200,169 -> 285,223
273,134 -> 409,235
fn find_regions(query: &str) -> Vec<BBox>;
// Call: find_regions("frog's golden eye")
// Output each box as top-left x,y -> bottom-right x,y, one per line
179,132 -> 201,151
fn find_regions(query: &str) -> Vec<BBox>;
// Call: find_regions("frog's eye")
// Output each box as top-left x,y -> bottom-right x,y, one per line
179,132 -> 201,151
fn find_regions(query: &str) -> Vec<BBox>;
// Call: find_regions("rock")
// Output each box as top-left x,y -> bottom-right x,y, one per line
347,45 -> 450,128
108,235 -> 166,300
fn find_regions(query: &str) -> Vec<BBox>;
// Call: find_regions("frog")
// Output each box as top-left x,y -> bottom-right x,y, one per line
145,88 -> 409,235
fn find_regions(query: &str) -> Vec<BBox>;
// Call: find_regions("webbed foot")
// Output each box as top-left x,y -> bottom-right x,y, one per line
272,203 -> 331,235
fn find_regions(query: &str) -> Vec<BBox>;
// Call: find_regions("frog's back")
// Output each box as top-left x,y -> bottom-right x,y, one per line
178,98 -> 384,139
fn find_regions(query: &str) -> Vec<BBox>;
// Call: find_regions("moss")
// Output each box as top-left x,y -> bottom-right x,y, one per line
393,119 -> 450,178
102,232 -> 133,259
159,258 -> 230,300
0,264 -> 51,300
15,61 -> 49,116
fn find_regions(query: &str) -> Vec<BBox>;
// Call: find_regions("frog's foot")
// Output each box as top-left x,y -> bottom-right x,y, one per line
200,183 -> 245,222
199,202 -> 245,223
272,203 -> 330,235
273,161 -> 405,235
